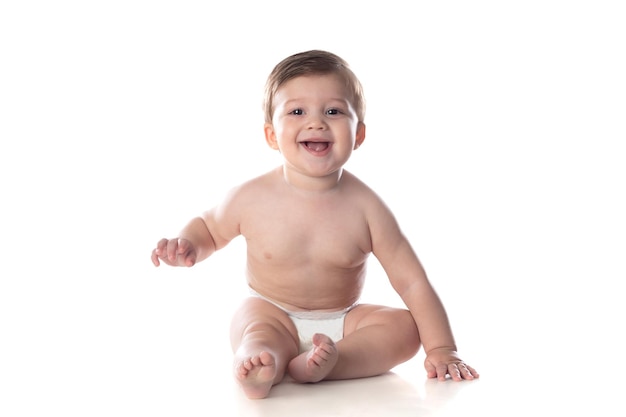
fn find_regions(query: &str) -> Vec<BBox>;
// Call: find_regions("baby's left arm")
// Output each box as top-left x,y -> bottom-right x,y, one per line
366,195 -> 478,381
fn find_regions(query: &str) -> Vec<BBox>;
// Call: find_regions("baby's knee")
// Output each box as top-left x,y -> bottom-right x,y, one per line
395,309 -> 421,357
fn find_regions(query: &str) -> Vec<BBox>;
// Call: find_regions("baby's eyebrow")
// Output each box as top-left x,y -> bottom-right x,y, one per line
326,97 -> 351,104
280,99 -> 304,108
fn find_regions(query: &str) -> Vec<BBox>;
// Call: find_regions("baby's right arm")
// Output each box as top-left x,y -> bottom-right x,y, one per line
151,183 -> 246,268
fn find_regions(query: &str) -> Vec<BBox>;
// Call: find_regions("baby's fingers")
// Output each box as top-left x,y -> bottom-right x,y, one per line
425,360 -> 437,379
151,248 -> 161,266
164,238 -> 196,266
151,238 -> 170,266
166,238 -> 182,262
435,363 -> 449,381
459,363 -> 479,380
447,362 -> 479,381
176,239 -> 196,266
425,360 -> 448,380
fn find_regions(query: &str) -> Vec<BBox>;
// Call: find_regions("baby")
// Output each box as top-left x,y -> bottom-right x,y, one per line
151,49 -> 479,399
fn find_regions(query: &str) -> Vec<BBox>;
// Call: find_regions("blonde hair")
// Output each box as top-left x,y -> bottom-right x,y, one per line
263,50 -> 366,123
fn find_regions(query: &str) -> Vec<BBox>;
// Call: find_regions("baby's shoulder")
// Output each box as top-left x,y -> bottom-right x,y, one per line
341,171 -> 397,218
222,168 -> 280,203
342,171 -> 386,203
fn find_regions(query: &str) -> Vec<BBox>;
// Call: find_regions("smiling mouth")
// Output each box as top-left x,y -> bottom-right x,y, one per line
303,141 -> 330,152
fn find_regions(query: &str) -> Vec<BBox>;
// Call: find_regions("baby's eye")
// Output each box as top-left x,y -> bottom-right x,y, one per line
326,108 -> 343,115
289,109 -> 304,115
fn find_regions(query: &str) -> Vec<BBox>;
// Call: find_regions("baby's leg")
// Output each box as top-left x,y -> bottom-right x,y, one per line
287,333 -> 339,383
230,297 -> 299,399
326,305 -> 421,380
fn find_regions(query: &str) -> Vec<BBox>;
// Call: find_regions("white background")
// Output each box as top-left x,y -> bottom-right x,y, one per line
1,1 -> 624,415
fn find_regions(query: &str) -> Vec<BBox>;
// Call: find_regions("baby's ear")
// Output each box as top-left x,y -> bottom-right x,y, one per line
264,123 -> 279,150
354,122 -> 366,150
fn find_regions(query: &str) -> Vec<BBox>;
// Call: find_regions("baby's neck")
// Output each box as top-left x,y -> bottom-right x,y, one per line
280,166 -> 344,193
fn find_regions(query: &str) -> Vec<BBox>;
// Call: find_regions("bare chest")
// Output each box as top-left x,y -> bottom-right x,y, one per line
243,199 -> 371,268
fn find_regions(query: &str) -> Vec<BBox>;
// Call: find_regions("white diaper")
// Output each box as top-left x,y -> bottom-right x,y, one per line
249,288 -> 357,353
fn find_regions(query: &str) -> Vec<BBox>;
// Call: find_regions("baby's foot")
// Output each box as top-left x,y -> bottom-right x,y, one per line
234,351 -> 277,399
288,333 -> 338,383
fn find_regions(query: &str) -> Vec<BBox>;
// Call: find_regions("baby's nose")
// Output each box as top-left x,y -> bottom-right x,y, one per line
306,115 -> 327,129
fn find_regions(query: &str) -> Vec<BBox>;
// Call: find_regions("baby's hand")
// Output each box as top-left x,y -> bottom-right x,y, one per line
151,238 -> 197,267
424,347 -> 479,381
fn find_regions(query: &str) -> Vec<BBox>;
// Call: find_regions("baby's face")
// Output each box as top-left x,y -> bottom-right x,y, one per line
265,74 -> 364,179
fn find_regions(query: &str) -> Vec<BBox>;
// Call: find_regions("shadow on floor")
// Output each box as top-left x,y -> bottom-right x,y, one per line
234,371 -> 474,416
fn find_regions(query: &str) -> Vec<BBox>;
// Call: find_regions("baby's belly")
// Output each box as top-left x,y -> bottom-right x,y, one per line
246,264 -> 366,312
